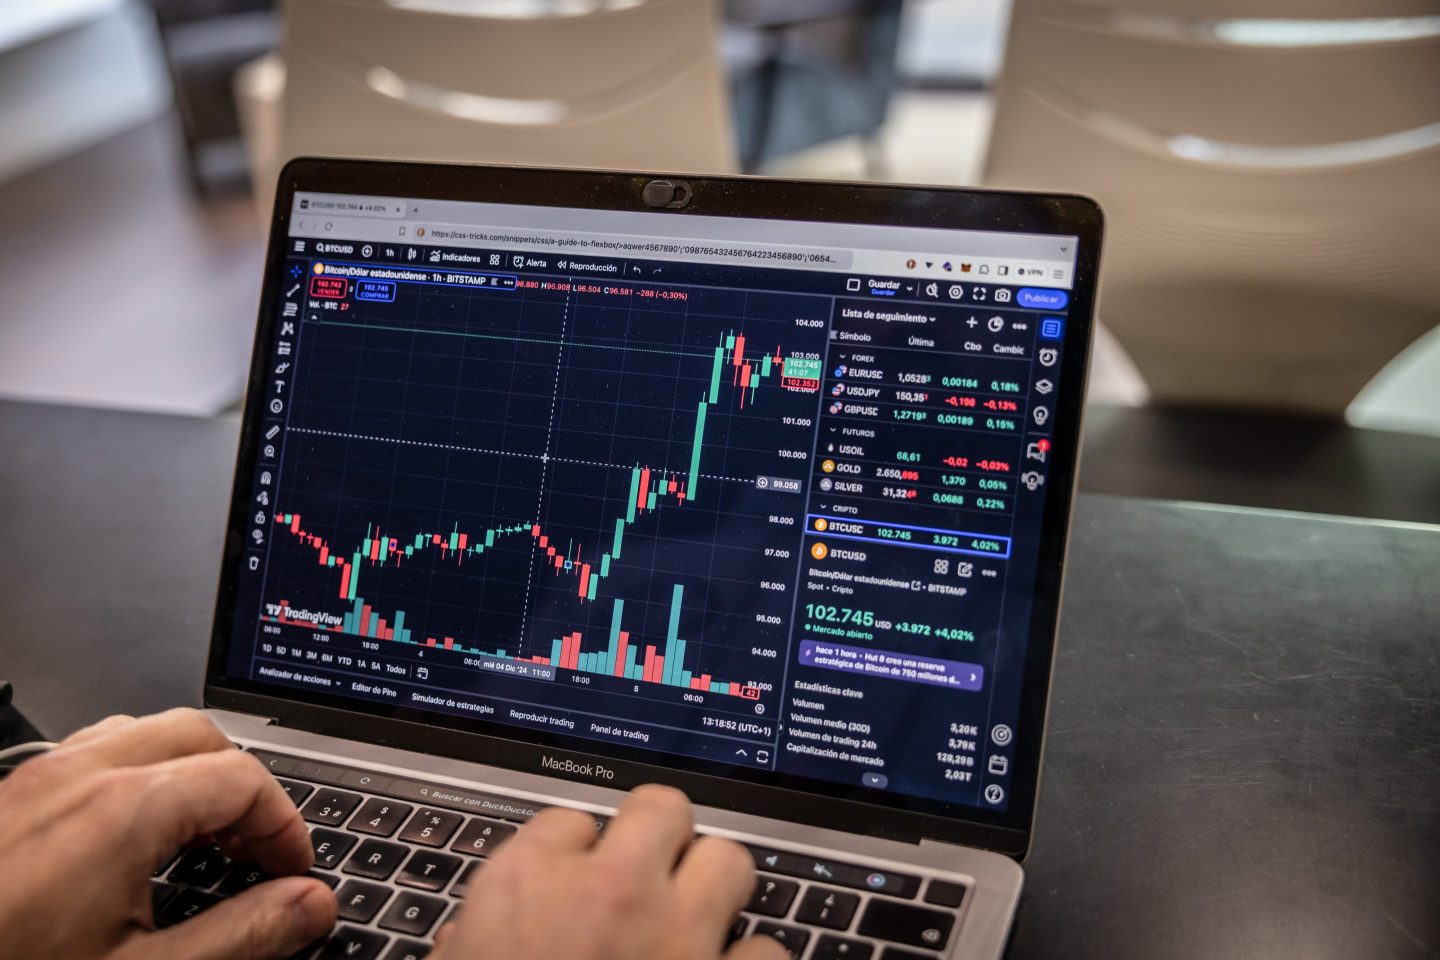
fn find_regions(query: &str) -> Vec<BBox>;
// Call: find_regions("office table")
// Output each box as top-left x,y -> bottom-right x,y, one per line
1,399 -> 1436,959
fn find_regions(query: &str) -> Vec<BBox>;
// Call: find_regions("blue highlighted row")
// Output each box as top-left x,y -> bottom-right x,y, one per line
807,514 -> 1012,558
798,639 -> 984,691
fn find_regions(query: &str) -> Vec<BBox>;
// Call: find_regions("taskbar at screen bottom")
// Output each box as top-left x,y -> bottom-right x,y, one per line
234,623 -> 1011,816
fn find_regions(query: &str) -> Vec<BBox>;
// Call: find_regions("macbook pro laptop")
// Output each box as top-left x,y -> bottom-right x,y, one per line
181,159 -> 1101,959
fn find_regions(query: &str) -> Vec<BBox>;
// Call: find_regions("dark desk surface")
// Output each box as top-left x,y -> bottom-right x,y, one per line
1,399 -> 1437,959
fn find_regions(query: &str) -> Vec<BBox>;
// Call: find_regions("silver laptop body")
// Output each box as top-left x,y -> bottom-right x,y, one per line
201,160 -> 1102,959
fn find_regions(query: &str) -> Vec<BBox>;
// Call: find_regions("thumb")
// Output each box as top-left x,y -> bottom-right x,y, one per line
122,876 -> 336,960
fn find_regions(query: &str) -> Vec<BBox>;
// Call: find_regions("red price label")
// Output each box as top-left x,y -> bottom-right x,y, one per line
309,276 -> 348,299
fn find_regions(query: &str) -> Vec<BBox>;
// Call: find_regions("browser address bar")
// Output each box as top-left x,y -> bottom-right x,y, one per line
288,216 -> 1074,288
417,222 -> 855,270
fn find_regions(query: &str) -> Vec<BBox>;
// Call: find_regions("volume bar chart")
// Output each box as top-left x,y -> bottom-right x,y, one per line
262,584 -> 760,698
546,590 -> 759,697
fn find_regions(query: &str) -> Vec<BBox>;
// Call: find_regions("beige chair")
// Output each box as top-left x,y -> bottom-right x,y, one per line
241,0 -> 734,215
984,3 -> 1440,417
281,0 -> 733,174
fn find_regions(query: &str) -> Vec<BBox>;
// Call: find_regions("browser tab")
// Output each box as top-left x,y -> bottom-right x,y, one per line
294,193 -> 407,219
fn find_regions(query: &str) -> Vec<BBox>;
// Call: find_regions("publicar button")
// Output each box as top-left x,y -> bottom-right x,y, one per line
1016,288 -> 1068,310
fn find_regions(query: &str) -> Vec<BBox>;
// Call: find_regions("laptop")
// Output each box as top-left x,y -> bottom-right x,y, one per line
183,159 -> 1101,959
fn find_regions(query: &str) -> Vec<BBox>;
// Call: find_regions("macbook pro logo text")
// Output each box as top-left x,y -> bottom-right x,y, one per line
541,756 -> 616,780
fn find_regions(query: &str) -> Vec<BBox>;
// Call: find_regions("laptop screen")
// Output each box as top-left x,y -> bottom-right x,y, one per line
220,181 -> 1084,823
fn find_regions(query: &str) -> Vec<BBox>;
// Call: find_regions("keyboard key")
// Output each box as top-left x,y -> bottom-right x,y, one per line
398,808 -> 464,848
168,848 -> 229,887
218,864 -> 273,895
378,891 -> 449,936
310,828 -> 357,869
344,839 -> 409,880
746,875 -> 800,917
153,847 -> 183,877
879,949 -> 938,960
751,920 -> 810,958
156,889 -> 221,927
276,778 -> 314,807
795,887 -> 861,930
336,879 -> 393,923
382,940 -> 431,960
725,915 -> 750,947
748,847 -> 920,899
317,926 -> 389,960
857,900 -> 955,951
398,849 -> 463,891
450,860 -> 481,899
450,817 -> 517,857
150,880 -> 179,916
349,798 -> 414,837
923,879 -> 967,908
307,869 -> 341,889
813,935 -> 875,960
302,789 -> 364,826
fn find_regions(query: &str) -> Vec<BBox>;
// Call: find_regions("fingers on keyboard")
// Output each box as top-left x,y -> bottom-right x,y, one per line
257,760 -> 970,960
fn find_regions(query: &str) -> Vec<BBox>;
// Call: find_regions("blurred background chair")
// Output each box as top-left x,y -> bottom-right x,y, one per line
984,1 -> 1440,419
256,0 -> 734,211
245,0 -> 913,209
149,0 -> 278,194
724,0 -> 906,173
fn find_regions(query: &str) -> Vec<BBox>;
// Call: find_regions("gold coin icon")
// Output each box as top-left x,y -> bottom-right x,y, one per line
810,542 -> 828,560
313,262 -> 326,274
814,518 -> 829,532
821,459 -> 836,473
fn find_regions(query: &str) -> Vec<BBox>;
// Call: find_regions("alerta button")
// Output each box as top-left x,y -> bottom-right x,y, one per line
1017,288 -> 1068,310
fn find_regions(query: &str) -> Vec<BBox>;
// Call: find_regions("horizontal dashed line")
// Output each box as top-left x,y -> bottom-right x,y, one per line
288,427 -> 754,484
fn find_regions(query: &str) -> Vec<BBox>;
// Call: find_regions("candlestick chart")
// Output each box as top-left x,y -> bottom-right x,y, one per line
254,277 -> 829,712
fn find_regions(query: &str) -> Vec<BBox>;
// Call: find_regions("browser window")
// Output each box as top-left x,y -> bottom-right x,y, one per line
225,192 -> 1078,815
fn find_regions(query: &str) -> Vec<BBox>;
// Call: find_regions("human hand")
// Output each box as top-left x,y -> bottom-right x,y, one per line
0,708 -> 335,960
432,784 -> 787,960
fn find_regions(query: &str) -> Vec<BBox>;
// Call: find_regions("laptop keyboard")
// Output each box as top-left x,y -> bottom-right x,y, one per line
149,751 -> 969,959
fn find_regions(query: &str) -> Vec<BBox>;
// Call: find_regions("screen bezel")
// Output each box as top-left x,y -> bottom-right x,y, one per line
206,158 -> 1102,859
